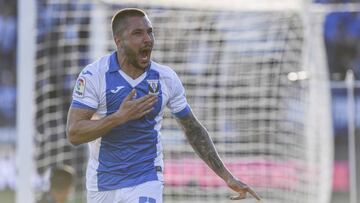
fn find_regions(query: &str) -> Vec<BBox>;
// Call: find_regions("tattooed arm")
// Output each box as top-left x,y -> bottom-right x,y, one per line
176,110 -> 261,201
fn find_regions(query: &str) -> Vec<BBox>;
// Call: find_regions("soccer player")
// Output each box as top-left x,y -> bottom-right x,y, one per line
66,8 -> 261,203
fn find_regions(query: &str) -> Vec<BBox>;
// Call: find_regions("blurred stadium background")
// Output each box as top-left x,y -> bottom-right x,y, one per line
1,0 -> 360,203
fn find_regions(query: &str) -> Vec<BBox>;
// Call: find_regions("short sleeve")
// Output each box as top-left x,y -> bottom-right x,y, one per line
167,71 -> 191,118
71,68 -> 99,110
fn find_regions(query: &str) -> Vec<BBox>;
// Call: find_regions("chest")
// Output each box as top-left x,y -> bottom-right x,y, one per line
103,70 -> 168,118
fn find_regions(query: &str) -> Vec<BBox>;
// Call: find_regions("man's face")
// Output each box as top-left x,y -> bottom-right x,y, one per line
118,16 -> 154,70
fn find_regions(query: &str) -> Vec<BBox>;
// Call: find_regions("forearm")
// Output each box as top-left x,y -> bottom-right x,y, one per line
67,90 -> 157,146
67,113 -> 123,145
178,112 -> 262,201
178,113 -> 234,182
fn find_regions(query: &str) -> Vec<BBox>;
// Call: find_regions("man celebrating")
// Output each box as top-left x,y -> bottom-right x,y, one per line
66,8 -> 261,203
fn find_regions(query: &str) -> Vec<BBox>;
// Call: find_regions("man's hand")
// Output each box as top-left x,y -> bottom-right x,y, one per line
66,89 -> 158,145
227,177 -> 261,201
112,89 -> 157,123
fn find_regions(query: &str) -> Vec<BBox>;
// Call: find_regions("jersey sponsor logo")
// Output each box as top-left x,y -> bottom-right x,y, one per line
110,86 -> 125,94
81,70 -> 93,76
147,80 -> 159,95
139,196 -> 156,203
74,77 -> 86,97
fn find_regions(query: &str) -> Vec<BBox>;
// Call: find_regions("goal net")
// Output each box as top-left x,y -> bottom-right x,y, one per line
31,0 -> 333,202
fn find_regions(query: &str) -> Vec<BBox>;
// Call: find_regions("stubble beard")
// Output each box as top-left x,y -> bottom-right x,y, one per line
123,45 -> 148,70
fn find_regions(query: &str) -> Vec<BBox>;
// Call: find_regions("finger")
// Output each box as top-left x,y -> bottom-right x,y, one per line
229,194 -> 246,200
134,94 -> 156,104
247,187 -> 261,201
138,107 -> 154,118
136,96 -> 157,111
124,89 -> 136,102
142,99 -> 158,111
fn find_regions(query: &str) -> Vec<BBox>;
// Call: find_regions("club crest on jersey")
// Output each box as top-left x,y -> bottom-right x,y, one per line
147,79 -> 159,95
74,77 -> 86,97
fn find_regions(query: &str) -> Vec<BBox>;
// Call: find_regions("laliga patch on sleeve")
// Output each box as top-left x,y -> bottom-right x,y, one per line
74,77 -> 86,97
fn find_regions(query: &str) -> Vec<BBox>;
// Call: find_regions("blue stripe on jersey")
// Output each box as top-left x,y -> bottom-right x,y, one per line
97,52 -> 162,190
173,105 -> 191,118
71,100 -> 97,110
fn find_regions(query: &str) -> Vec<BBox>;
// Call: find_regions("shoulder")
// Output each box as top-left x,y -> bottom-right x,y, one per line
150,61 -> 180,80
80,54 -> 112,78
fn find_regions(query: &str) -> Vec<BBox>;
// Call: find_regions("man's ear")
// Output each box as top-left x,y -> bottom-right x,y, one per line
114,35 -> 123,48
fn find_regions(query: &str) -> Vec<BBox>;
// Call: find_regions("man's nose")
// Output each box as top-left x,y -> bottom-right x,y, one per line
143,33 -> 153,44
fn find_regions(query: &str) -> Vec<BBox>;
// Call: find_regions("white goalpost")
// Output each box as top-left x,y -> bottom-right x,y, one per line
17,0 -> 338,203
16,0 -> 36,202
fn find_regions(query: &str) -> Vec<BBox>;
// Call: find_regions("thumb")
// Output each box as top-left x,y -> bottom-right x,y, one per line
124,89 -> 136,102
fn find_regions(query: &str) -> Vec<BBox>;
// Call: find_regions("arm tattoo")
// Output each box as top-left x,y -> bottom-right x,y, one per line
177,112 -> 230,180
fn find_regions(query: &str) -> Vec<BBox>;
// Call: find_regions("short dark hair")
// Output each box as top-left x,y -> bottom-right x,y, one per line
111,8 -> 147,37
49,165 -> 74,191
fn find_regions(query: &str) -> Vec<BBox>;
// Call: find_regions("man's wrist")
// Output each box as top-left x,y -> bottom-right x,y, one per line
106,113 -> 126,127
224,173 -> 237,185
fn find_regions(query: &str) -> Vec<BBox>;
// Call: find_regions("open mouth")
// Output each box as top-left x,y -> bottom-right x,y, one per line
139,48 -> 151,63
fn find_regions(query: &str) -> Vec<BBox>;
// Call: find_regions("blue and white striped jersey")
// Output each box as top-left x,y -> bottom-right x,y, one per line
71,52 -> 190,191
